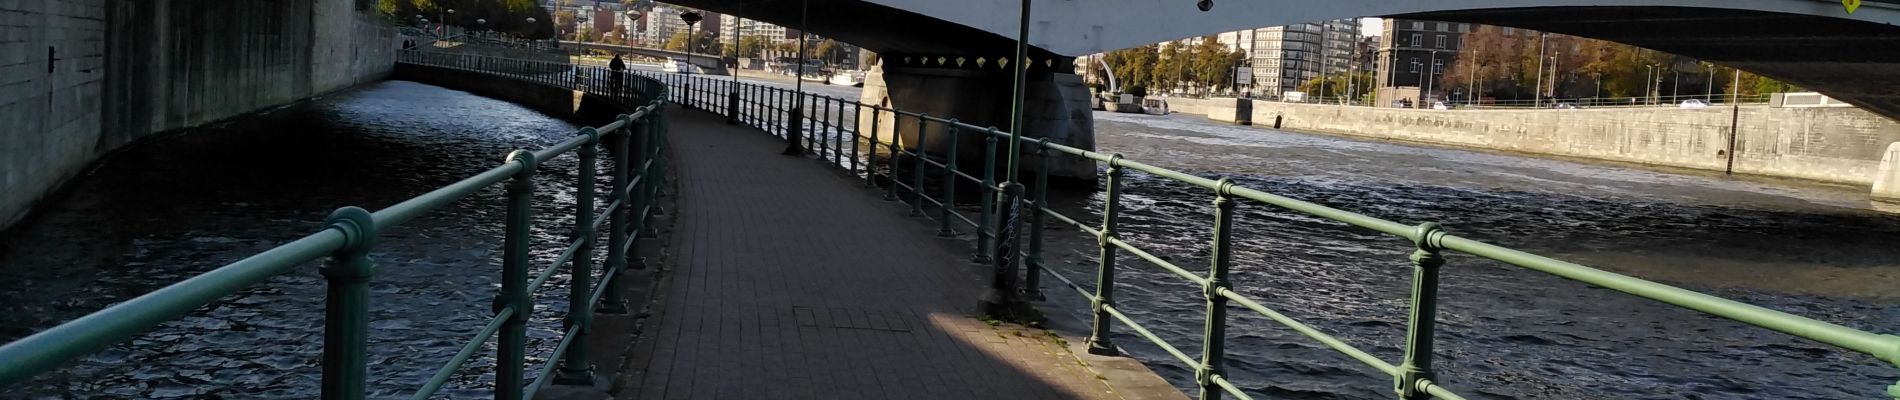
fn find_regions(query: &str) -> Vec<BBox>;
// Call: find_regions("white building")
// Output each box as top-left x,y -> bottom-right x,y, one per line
1247,19 -> 1360,99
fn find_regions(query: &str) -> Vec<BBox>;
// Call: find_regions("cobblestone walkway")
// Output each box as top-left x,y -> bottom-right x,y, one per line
613,109 -> 1120,400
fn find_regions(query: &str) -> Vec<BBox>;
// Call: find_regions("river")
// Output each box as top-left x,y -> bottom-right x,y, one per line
3,74 -> 1896,399
0,80 -> 596,398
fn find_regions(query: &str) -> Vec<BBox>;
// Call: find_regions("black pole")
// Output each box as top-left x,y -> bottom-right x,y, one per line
781,0 -> 809,156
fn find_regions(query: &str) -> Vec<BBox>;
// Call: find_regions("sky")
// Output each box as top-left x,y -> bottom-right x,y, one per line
1360,17 -> 1382,37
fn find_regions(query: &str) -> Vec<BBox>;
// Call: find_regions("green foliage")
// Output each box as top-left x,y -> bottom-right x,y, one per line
1102,37 -> 1244,96
1298,70 -> 1374,99
728,35 -> 769,58
1438,25 -> 1795,101
381,0 -> 554,39
1125,85 -> 1148,97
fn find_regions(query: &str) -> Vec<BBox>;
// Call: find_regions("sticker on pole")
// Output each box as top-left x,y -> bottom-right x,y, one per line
1844,0 -> 1861,14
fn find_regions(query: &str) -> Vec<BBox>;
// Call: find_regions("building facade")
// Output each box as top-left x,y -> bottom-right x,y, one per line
1245,19 -> 1359,99
1374,18 -> 1469,107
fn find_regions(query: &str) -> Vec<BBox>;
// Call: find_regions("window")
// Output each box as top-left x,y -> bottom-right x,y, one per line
1433,59 -> 1444,74
1411,21 -> 1424,30
1460,23 -> 1470,33
1437,22 -> 1449,32
1436,35 -> 1446,48
1503,27 -> 1515,35
1409,57 -> 1419,73
1410,34 -> 1421,47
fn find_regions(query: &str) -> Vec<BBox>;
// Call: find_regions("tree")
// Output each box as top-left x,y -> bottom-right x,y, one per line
554,9 -> 579,40
812,39 -> 840,64
728,35 -> 768,58
1101,44 -> 1158,92
379,0 -> 553,39
664,30 -> 690,51
1299,70 -> 1374,100
1152,42 -> 1189,93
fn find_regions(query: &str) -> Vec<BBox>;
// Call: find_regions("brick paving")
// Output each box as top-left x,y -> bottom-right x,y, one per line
613,109 -> 1120,400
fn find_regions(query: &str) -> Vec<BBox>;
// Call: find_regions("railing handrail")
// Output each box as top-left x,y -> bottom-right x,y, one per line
0,50 -> 673,400
632,62 -> 1900,399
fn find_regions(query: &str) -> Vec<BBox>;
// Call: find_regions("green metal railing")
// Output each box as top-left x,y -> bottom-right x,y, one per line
645,63 -> 1900,399
0,51 -> 670,399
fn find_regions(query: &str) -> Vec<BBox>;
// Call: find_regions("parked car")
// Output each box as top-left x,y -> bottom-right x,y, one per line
1553,102 -> 1580,109
1679,99 -> 1711,109
1431,101 -> 1448,110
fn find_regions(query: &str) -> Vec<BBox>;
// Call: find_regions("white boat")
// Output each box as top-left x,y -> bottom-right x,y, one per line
660,58 -> 702,74
799,72 -> 828,83
828,71 -> 864,87
1141,97 -> 1169,115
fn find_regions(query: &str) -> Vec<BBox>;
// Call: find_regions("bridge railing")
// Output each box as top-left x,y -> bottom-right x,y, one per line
0,51 -> 672,400
642,67 -> 1900,399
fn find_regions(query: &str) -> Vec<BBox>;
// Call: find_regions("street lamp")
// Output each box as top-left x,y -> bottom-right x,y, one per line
680,11 -> 702,76
1420,49 -> 1438,107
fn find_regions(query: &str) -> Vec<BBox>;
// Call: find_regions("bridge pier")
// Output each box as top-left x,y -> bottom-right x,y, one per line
858,59 -> 1097,185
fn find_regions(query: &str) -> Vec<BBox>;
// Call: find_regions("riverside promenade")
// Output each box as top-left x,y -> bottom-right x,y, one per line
610,109 -> 1178,400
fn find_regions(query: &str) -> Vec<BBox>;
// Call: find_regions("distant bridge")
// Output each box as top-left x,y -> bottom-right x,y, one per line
559,41 -> 729,75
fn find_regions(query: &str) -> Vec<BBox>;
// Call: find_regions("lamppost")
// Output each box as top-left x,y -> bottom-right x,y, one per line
441,8 -> 455,38
1420,49 -> 1438,107
725,8 -> 743,124
1533,32 -> 1546,108
680,11 -> 701,77
780,0 -> 811,156
981,0 -> 1035,321
1644,64 -> 1655,105
476,18 -> 486,39
524,18 -> 535,47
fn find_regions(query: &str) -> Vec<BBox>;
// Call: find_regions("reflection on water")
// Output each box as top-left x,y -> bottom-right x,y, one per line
1032,111 -> 1900,399
0,81 -> 598,398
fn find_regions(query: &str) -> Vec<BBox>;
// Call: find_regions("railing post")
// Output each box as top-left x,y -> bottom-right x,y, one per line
647,108 -> 669,217
884,112 -> 902,201
910,114 -> 931,217
1023,138 -> 1051,300
1197,179 -> 1237,400
497,150 -> 537,400
727,82 -> 740,125
601,114 -> 636,314
938,120 -> 961,237
1396,222 -> 1447,400
820,97 -> 833,160
834,98 -> 847,167
319,206 -> 377,400
973,129 -> 998,264
556,128 -> 602,385
1086,155 -> 1125,355
865,107 -> 881,187
782,94 -> 806,156
850,103 -> 862,177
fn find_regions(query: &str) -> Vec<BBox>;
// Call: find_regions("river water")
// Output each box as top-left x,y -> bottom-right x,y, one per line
0,81 -> 598,398
1034,111 -> 1900,399
3,74 -> 1896,399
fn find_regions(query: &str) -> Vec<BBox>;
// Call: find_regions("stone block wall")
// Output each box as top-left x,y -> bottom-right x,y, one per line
0,0 -> 396,230
1163,98 -> 1900,188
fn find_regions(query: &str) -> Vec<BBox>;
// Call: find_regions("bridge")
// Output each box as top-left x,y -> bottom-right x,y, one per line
661,0 -> 1900,180
4,0 -> 1900,399
558,40 -> 730,75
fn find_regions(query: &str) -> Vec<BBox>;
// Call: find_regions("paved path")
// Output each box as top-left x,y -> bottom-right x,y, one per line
614,109 -> 1120,400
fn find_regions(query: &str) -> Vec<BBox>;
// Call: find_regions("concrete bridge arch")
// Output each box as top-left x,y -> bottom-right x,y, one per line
661,0 -> 1900,181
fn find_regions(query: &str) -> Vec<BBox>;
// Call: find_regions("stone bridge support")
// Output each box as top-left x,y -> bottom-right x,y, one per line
857,59 -> 1096,185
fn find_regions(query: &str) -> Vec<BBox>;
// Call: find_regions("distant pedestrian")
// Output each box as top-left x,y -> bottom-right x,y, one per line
609,54 -> 627,95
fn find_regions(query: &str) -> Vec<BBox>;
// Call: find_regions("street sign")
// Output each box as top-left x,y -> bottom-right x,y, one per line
1845,0 -> 1861,14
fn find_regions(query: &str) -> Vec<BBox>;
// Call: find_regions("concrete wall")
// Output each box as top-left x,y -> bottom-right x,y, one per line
858,62 -> 1097,183
1163,97 -> 1900,186
390,63 -> 641,128
1,0 -> 396,231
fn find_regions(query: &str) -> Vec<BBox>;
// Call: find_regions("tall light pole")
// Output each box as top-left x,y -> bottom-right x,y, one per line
1317,22 -> 1329,103
1548,52 -> 1560,105
1644,64 -> 1655,105
680,11 -> 701,77
1533,32 -> 1546,108
781,0 -> 810,156
983,0 -> 1034,319
1467,49 -> 1478,106
1421,50 -> 1438,107
725,7 -> 742,124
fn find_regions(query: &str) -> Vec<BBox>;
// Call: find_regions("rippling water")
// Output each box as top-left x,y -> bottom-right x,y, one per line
0,81 -> 601,398
1033,111 -> 1900,399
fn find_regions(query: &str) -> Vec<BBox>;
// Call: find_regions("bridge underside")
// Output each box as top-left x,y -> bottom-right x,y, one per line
662,0 -> 1063,64
1404,7 -> 1900,119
